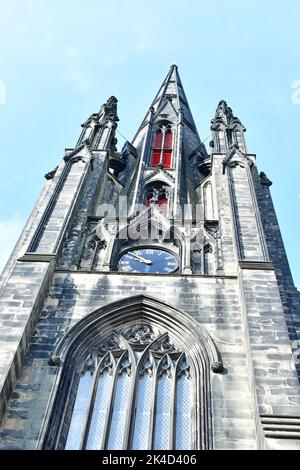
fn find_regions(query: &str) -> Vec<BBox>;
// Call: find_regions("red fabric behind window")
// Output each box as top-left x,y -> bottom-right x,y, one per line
164,130 -> 173,149
158,198 -> 168,215
151,151 -> 161,167
163,150 -> 172,168
154,131 -> 163,148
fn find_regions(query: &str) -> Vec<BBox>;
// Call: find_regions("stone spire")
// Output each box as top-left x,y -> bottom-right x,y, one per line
76,96 -> 119,151
211,100 -> 247,153
132,65 -> 207,159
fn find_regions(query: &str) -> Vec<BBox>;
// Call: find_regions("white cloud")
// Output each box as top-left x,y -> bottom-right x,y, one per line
0,212 -> 24,275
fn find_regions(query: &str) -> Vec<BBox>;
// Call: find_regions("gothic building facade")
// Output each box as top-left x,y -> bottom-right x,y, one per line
0,66 -> 300,450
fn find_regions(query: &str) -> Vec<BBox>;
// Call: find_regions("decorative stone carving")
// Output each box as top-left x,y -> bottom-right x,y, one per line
98,353 -> 114,376
118,355 -> 132,376
211,361 -> 224,373
79,220 -> 110,271
44,166 -> 58,180
139,355 -> 154,377
97,334 -> 122,354
81,352 -> 97,375
48,355 -> 62,367
204,243 -> 213,254
99,96 -> 119,124
177,357 -> 191,379
123,325 -> 156,345
152,336 -> 176,354
259,171 -> 273,187
158,355 -> 173,378
222,147 -> 253,169
211,100 -> 246,131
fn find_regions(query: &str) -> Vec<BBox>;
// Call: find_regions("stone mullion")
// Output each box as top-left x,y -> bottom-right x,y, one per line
80,356 -> 99,450
127,341 -> 157,450
159,128 -> 166,166
148,355 -> 159,450
170,353 -> 183,450
121,344 -> 136,450
102,352 -> 125,450
89,240 -> 99,270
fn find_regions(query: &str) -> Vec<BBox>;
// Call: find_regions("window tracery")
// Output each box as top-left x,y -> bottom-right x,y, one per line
151,125 -> 173,169
64,326 -> 193,450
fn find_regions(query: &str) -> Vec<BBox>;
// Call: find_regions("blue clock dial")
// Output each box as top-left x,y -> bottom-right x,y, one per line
118,248 -> 179,274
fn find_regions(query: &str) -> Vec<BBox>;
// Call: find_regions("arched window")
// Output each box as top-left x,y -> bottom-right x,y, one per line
151,126 -> 173,169
64,328 -> 192,450
40,296 -> 222,450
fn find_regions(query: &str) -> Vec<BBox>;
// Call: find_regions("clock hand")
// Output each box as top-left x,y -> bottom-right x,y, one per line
128,253 -> 152,265
128,255 -> 152,264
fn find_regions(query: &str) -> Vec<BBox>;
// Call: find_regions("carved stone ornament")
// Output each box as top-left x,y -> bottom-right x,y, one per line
118,355 -> 132,376
177,356 -> 191,379
44,166 -> 58,180
97,334 -> 122,354
151,336 -> 176,354
48,355 -> 62,367
158,355 -> 173,378
98,354 -> 114,376
123,324 -> 156,345
211,361 -> 224,373
259,171 -> 273,187
80,352 -> 97,375
204,243 -> 213,254
222,147 -> 253,169
139,355 -> 154,377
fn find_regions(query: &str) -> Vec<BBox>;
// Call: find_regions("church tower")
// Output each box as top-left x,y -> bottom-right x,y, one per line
0,66 -> 300,450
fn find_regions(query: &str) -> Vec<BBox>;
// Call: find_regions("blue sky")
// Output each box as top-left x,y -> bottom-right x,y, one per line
0,0 -> 299,287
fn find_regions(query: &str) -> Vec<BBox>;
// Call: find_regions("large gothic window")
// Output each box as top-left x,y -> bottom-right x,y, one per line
64,326 -> 192,450
151,126 -> 173,169
41,296 -> 221,450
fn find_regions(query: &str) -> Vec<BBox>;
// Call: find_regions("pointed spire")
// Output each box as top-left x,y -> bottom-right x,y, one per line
132,65 -> 201,146
76,96 -> 120,150
98,96 -> 119,124
212,100 -> 245,131
211,100 -> 247,153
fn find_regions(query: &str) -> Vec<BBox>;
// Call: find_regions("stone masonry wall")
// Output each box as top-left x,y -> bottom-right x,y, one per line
0,272 -> 257,450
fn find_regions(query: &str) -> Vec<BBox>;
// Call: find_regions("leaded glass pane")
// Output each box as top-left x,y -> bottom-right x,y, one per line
175,374 -> 191,450
65,372 -> 94,450
132,374 -> 152,450
63,328 -> 196,451
107,371 -> 131,450
153,373 -> 172,450
86,370 -> 113,450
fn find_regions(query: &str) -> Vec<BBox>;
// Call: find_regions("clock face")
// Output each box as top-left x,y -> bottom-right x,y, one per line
118,248 -> 179,274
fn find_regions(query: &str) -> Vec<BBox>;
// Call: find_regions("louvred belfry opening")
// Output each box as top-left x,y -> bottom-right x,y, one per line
151,127 -> 173,169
